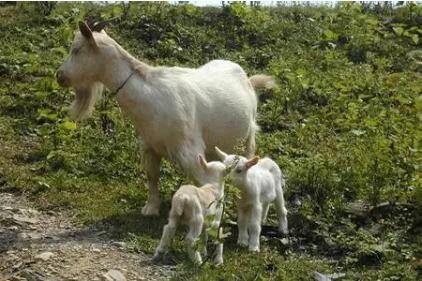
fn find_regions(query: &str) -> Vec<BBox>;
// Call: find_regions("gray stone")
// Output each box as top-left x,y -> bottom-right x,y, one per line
13,214 -> 38,224
102,269 -> 126,281
34,251 -> 55,261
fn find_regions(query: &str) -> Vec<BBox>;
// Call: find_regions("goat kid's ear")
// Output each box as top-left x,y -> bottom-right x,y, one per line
215,146 -> 228,161
198,155 -> 208,169
245,156 -> 259,169
78,21 -> 98,48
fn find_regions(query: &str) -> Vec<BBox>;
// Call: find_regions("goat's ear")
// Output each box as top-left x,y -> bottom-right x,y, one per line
215,146 -> 228,161
78,21 -> 97,47
198,155 -> 208,169
79,21 -> 93,39
245,156 -> 259,169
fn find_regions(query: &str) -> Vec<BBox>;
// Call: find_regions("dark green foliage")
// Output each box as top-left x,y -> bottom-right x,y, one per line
0,2 -> 421,280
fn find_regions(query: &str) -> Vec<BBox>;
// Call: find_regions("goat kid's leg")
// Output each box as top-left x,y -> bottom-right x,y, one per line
213,227 -> 224,266
141,149 -> 161,216
185,217 -> 204,265
152,215 -> 178,262
275,189 -> 289,235
237,203 -> 249,247
200,226 -> 208,257
248,204 -> 262,252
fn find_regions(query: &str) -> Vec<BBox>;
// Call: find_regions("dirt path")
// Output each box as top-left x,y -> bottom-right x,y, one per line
0,191 -> 174,281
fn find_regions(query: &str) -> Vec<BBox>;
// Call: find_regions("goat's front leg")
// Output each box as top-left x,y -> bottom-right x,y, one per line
141,148 -> 162,216
186,216 -> 204,265
261,202 -> 270,224
237,201 -> 249,247
248,203 -> 262,252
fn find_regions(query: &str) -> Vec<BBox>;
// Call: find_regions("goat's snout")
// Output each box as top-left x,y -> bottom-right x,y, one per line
56,70 -> 69,87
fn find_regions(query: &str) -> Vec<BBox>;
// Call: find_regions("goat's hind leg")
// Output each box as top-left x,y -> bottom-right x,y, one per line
245,125 -> 257,158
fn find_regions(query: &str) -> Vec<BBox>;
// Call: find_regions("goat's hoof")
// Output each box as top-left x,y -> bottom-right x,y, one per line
214,258 -> 223,266
279,227 -> 289,235
192,252 -> 203,265
151,254 -> 161,263
237,240 -> 248,247
142,202 -> 160,216
248,246 -> 260,252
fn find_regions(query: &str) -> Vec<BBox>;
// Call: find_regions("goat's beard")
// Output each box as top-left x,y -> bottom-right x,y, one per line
69,82 -> 104,121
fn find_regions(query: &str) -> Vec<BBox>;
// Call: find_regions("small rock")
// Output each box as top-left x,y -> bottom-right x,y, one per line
111,241 -> 126,248
13,214 -> 38,224
280,238 -> 289,246
95,230 -> 107,236
20,269 -> 45,281
102,269 -> 126,281
12,261 -> 23,269
314,272 -> 331,281
34,251 -> 55,261
91,247 -> 101,253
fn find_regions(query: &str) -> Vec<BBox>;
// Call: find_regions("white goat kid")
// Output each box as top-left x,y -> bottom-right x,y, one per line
215,148 -> 288,252
153,155 -> 227,265
57,21 -> 274,216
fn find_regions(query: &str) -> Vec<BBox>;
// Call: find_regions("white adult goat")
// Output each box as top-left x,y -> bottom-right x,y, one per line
56,21 -> 275,216
215,148 -> 288,252
153,154 -> 227,265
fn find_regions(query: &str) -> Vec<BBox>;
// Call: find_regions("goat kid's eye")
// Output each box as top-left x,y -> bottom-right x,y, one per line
236,169 -> 242,174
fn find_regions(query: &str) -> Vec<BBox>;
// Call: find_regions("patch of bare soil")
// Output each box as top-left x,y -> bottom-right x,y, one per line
0,192 -> 174,281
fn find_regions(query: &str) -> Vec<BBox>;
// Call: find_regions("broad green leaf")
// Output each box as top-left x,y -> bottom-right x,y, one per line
59,120 -> 77,131
393,27 -> 404,36
411,34 -> 419,45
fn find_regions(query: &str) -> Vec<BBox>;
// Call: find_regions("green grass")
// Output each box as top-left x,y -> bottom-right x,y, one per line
0,2 -> 421,280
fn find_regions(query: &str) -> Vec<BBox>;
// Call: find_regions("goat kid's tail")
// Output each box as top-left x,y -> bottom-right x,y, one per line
249,74 -> 276,90
171,194 -> 189,217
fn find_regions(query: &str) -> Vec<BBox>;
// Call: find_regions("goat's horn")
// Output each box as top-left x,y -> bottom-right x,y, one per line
91,16 -> 120,32
91,21 -> 108,32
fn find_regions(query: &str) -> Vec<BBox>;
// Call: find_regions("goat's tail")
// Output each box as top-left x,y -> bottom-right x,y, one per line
249,74 -> 276,90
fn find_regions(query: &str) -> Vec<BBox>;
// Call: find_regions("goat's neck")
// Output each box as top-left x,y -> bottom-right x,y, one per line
209,181 -> 225,200
100,58 -> 134,94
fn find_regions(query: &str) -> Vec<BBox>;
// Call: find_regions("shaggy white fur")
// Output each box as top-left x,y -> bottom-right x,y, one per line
153,154 -> 227,265
215,147 -> 288,252
57,22 -> 275,216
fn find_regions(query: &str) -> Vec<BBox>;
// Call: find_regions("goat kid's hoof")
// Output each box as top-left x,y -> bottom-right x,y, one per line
142,202 -> 160,216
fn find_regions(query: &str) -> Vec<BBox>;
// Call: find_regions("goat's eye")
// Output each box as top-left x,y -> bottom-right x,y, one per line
71,48 -> 80,55
235,168 -> 242,174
